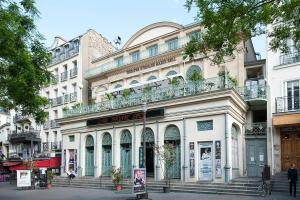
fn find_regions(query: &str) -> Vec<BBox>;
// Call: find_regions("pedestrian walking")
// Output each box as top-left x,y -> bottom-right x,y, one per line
288,163 -> 298,197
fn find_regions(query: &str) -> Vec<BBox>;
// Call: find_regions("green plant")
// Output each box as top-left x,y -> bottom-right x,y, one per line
62,106 -> 69,112
218,70 -> 238,87
188,70 -> 204,82
47,170 -> 54,184
105,93 -> 114,101
122,89 -> 132,99
111,167 -> 122,186
153,143 -> 176,188
168,77 -> 180,87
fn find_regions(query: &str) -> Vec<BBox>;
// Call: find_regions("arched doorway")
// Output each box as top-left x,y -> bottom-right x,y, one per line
120,130 -> 132,178
102,132 -> 112,176
85,135 -> 94,176
141,128 -> 155,177
164,125 -> 181,179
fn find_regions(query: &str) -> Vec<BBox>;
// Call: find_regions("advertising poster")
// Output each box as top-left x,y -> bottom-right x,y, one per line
215,140 -> 222,178
132,168 -> 146,194
17,170 -> 31,187
189,142 -> 195,177
199,144 -> 212,180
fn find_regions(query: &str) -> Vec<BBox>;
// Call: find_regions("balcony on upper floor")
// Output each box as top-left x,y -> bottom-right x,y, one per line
236,79 -> 268,106
245,122 -> 267,137
275,95 -> 300,113
52,96 -> 63,107
63,76 -> 237,117
60,71 -> 68,82
13,114 -> 31,123
51,74 -> 59,85
50,119 -> 60,129
42,141 -> 61,152
63,94 -> 69,104
85,36 -> 190,79
70,67 -> 78,79
43,120 -> 50,130
8,129 -> 41,143
50,46 -> 79,65
280,51 -> 300,65
69,92 -> 77,102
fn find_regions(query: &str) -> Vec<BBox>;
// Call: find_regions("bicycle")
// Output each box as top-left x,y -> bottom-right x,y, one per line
258,179 -> 271,197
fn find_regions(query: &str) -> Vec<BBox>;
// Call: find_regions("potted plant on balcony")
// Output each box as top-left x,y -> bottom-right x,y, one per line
111,167 -> 122,191
218,70 -> 238,88
154,143 -> 176,193
168,77 -> 180,97
47,170 -> 54,189
187,71 -> 204,93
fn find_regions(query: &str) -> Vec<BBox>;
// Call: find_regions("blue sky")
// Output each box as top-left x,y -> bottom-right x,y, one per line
35,0 -> 266,58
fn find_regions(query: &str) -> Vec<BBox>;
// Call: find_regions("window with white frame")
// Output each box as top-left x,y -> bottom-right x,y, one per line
148,44 -> 158,57
231,126 -> 239,169
131,51 -> 140,62
286,80 -> 300,111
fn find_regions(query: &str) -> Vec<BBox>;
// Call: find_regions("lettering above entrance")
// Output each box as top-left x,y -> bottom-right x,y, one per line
86,108 -> 164,126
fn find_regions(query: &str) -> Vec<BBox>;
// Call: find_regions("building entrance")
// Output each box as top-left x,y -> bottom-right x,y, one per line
281,132 -> 300,171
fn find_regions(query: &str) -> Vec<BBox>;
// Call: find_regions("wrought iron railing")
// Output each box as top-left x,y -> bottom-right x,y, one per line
43,121 -> 50,130
64,76 -> 236,117
245,122 -> 267,136
13,114 -> 30,123
236,84 -> 268,101
50,47 -> 79,65
275,95 -> 300,113
69,92 -> 77,102
52,96 -> 63,107
8,130 -> 40,141
70,67 -> 78,78
50,119 -> 60,128
63,94 -> 69,104
42,142 -> 62,151
280,52 -> 300,65
85,36 -> 190,78
61,71 -> 68,82
52,74 -> 59,85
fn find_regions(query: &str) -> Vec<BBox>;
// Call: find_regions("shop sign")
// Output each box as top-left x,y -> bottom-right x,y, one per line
17,170 -> 31,187
87,108 -> 164,126
132,168 -> 146,194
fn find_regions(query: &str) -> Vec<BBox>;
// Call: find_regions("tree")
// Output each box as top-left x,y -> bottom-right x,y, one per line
184,0 -> 300,64
0,0 -> 52,123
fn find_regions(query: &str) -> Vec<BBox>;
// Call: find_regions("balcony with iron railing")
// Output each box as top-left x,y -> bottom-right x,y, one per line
85,36 -> 190,79
60,71 -> 68,82
8,129 -> 41,143
52,74 -> 59,85
69,92 -> 77,102
43,121 -> 50,130
70,67 -> 78,79
280,52 -> 300,65
245,122 -> 267,136
64,76 -> 236,117
13,114 -> 31,123
51,96 -> 63,107
50,47 -> 79,65
50,119 -> 60,129
63,94 -> 69,104
236,83 -> 268,105
42,141 -> 62,151
275,95 -> 300,113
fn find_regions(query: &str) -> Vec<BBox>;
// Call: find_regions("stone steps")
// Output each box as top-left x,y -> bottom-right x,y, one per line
271,171 -> 300,193
53,176 -> 260,196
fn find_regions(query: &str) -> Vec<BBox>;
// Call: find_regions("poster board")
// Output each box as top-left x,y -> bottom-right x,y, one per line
199,143 -> 213,181
17,170 -> 31,187
132,168 -> 146,194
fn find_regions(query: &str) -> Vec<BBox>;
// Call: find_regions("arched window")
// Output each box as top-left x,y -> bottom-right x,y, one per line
114,84 -> 122,89
130,80 -> 139,85
186,65 -> 202,81
144,128 -> 154,143
166,70 -> 177,77
86,135 -> 94,147
147,76 -> 157,81
102,132 -> 112,146
231,125 -> 239,169
120,130 -> 132,144
165,125 -> 180,141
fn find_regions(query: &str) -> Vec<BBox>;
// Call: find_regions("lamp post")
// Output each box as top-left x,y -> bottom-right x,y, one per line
141,102 -> 149,199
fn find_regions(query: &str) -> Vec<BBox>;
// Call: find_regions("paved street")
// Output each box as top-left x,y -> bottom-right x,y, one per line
0,182 -> 298,200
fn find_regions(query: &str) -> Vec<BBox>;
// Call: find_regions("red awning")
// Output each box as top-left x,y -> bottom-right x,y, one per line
2,161 -> 22,167
9,157 -> 61,171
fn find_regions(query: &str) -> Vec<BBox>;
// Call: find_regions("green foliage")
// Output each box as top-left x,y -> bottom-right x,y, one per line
168,77 -> 180,86
154,143 -> 176,187
105,93 -> 114,101
188,70 -> 204,82
184,0 -> 300,64
111,167 -> 122,185
62,106 -> 69,112
122,89 -> 132,99
218,70 -> 238,87
0,0 -> 52,123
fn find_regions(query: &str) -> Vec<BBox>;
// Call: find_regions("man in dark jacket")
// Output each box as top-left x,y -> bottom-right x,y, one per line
288,163 -> 298,197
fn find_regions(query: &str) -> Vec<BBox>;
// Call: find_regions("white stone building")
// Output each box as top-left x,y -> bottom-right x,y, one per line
40,29 -> 115,158
58,22 -> 268,183
267,29 -> 300,173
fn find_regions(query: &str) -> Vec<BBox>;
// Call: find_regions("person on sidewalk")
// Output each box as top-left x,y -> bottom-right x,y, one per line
288,163 -> 298,197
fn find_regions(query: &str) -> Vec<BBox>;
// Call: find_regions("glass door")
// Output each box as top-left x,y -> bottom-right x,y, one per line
287,80 -> 299,111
